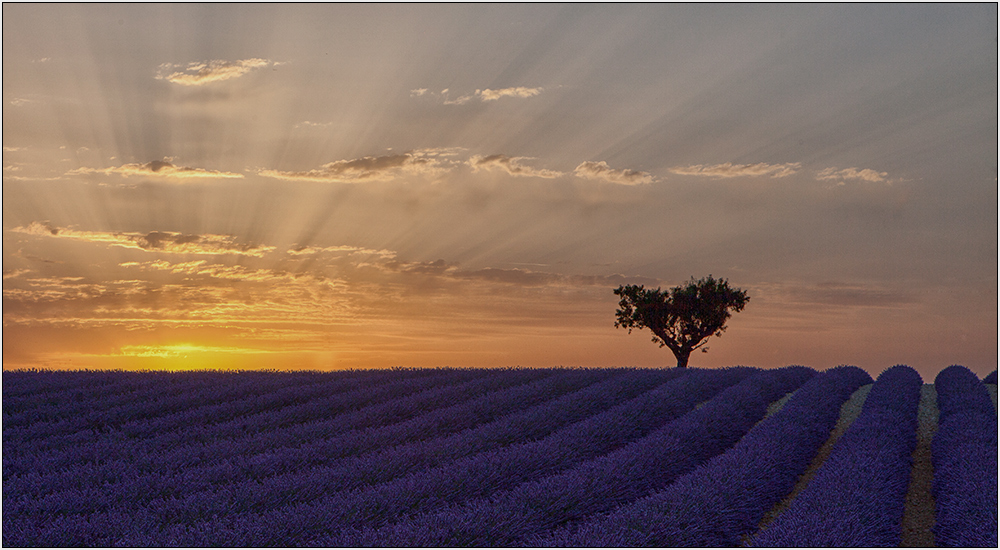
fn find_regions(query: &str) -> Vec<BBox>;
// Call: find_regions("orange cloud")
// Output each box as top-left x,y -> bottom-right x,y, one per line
287,245 -> 396,258
67,160 -> 243,179
468,154 -> 563,179
121,259 -> 307,283
156,58 -> 274,86
13,222 -> 274,257
670,162 -> 801,178
259,151 -> 455,183
574,161 -> 655,185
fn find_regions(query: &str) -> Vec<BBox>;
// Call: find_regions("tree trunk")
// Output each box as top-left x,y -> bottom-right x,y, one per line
674,349 -> 691,368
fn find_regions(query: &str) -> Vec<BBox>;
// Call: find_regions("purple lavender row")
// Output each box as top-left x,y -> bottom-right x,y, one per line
3,373 -> 311,466
3,369 -> 190,403
353,366 -> 815,547
3,371 -> 384,460
534,365 -> 873,547
2,370 -> 343,427
121,368 -> 649,528
133,368 -> 743,547
2,369 -> 488,502
3,367 -> 438,453
3,371 -> 301,444
5,368 -> 578,514
4,368 -> 551,509
983,369 -> 997,384
931,365 -> 997,547
3,368 -> 476,477
7,368 -> 682,546
749,364 -> 922,547
4,372 -> 205,425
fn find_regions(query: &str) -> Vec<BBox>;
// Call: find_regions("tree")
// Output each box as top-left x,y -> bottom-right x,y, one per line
614,275 -> 749,368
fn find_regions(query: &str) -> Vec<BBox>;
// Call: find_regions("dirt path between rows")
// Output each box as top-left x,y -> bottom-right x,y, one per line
900,384 -> 938,547
746,383 -> 873,542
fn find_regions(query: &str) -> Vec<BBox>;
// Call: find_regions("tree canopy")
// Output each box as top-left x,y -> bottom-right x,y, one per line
614,275 -> 750,368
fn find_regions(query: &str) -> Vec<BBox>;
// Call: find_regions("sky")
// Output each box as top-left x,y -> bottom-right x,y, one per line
2,3 -> 997,380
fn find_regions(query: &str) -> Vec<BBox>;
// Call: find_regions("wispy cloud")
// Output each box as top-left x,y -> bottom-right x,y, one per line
468,154 -> 563,179
3,268 -> 31,280
816,166 -> 892,185
156,58 -> 275,86
13,222 -> 275,257
293,120 -> 335,129
670,162 -> 801,179
120,259 -> 297,282
786,281 -> 915,307
258,150 -> 457,183
67,160 -> 243,179
117,344 -> 275,358
477,87 -> 543,101
287,245 -> 396,258
415,86 -> 544,105
574,161 -> 655,185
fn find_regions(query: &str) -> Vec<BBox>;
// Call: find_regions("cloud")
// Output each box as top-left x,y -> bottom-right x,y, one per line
156,58 -> 274,86
258,150 -> 456,183
117,344 -> 276,358
477,87 -> 543,101
816,166 -> 891,184
670,162 -> 801,179
468,154 -> 563,179
287,245 -> 396,258
293,121 -> 335,129
416,86 -> 543,105
121,259 -> 297,282
3,268 -> 31,280
574,161 -> 655,185
9,98 -> 36,107
788,282 -> 915,307
67,160 -> 243,179
13,222 -> 275,257
365,255 -> 661,290
455,267 -> 559,286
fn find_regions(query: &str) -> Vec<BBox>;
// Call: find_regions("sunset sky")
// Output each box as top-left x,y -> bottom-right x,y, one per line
3,4 -> 997,380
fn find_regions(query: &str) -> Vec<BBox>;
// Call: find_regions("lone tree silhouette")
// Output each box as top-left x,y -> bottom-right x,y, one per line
614,275 -> 749,368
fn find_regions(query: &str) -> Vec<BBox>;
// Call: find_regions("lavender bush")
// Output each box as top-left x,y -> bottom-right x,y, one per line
350,366 -> 814,547
6,365 -> 990,548
931,365 -> 998,547
535,365 -> 872,547
748,365 -> 922,547
160,368 -> 747,547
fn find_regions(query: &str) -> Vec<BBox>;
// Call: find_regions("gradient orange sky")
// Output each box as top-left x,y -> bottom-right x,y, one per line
3,4 -> 997,380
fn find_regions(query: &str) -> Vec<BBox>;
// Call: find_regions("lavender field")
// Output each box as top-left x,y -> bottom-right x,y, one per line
3,365 -> 996,547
